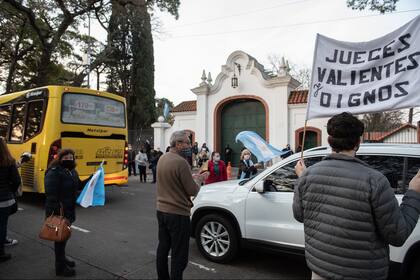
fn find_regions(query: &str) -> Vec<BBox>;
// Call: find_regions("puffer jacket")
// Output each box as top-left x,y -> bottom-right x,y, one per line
0,164 -> 21,202
293,153 -> 420,280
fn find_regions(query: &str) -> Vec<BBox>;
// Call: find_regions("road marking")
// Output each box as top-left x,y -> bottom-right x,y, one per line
18,207 -> 24,211
189,261 -> 216,272
71,225 -> 91,233
148,251 -> 216,273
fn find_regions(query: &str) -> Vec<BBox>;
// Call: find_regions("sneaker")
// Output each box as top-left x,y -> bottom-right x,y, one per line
4,237 -> 18,247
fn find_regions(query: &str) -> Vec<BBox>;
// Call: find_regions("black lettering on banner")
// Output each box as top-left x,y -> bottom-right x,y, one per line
363,89 -> 376,105
383,61 -> 393,78
395,81 -> 409,97
359,69 -> 370,84
368,48 -> 381,61
337,94 -> 343,108
336,70 -> 346,85
407,51 -> 420,70
326,70 -> 336,85
353,51 -> 366,64
339,50 -> 352,64
317,67 -> 327,83
395,56 -> 407,74
326,49 -> 338,62
350,70 -> 357,85
397,33 -> 411,53
378,85 -> 392,101
383,40 -> 395,58
371,66 -> 382,82
320,92 -> 331,107
348,93 -> 361,107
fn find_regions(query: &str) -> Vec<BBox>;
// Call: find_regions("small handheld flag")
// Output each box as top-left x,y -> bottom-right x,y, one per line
77,161 -> 105,208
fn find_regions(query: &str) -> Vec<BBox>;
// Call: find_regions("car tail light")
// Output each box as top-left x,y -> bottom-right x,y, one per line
123,141 -> 128,169
48,139 -> 61,166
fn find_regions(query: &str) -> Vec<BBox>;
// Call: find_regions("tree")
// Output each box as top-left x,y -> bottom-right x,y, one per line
362,111 -> 404,132
2,0 -> 104,86
267,54 -> 311,89
155,97 -> 174,125
346,0 -> 399,14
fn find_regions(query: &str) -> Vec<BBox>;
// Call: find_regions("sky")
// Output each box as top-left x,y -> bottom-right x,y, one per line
145,0 -> 420,105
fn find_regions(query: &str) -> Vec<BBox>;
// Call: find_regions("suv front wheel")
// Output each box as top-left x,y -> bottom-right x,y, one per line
195,214 -> 239,263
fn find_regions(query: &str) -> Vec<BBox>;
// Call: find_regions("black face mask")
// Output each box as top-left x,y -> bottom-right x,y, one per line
179,148 -> 192,159
61,160 -> 76,170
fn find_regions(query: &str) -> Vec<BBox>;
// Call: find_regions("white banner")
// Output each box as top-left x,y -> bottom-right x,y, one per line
307,15 -> 420,120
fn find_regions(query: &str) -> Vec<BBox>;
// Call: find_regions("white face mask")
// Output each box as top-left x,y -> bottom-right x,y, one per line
244,155 -> 251,160
214,155 -> 220,162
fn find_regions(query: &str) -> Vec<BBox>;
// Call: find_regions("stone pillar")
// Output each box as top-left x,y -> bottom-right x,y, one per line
151,116 -> 171,151
192,70 -> 211,146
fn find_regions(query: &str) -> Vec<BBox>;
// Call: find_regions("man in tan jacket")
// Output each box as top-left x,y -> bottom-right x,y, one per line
156,130 -> 206,280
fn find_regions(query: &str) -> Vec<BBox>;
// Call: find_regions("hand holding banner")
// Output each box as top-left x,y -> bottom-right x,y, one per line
307,15 -> 420,120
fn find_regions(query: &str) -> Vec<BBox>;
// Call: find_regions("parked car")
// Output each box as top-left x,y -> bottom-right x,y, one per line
191,144 -> 420,279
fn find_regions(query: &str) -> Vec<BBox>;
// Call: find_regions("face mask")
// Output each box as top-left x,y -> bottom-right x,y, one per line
61,160 -> 75,170
213,156 -> 220,162
244,155 -> 251,160
180,148 -> 192,159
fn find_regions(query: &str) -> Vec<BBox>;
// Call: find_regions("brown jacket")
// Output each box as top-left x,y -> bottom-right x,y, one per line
156,150 -> 200,216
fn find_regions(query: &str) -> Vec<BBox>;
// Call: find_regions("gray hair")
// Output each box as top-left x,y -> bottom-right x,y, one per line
170,130 -> 189,147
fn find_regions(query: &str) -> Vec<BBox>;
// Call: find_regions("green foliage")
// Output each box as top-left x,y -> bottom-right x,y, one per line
346,0 -> 399,14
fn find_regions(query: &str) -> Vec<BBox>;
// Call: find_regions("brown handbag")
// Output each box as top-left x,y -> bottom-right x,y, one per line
39,207 -> 72,242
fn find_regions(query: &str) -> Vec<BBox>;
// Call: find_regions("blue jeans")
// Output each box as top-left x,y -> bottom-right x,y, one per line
0,206 -> 10,255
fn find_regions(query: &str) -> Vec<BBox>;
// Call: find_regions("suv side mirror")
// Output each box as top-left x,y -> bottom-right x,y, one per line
255,181 -> 265,193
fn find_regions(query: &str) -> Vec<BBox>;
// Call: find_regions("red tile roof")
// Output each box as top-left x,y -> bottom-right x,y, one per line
171,100 -> 197,112
288,90 -> 308,104
375,123 -> 417,142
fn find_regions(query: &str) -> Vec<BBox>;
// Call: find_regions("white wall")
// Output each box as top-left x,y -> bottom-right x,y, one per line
163,111 -> 197,148
383,127 -> 418,143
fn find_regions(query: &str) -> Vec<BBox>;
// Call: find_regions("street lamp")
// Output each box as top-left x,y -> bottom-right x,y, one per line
231,73 -> 238,88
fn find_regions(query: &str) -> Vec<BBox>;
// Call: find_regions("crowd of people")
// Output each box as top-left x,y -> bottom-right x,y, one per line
1,112 -> 420,279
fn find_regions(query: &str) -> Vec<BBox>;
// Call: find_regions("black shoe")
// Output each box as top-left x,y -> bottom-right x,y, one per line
65,257 -> 76,268
0,253 -> 11,263
56,262 -> 76,277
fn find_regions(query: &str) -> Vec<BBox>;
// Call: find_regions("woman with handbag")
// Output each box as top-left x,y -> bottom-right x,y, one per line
0,137 -> 21,263
44,149 -> 91,277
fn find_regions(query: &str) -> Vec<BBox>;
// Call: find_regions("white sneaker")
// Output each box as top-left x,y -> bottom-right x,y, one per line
4,237 -> 18,247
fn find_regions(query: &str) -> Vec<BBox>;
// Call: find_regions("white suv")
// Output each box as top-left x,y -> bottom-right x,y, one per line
191,144 -> 420,280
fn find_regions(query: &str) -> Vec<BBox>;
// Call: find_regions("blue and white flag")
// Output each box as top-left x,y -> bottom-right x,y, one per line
76,162 -> 105,208
163,102 -> 170,119
235,131 -> 288,163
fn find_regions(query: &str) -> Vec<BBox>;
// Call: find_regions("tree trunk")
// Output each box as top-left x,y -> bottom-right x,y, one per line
35,46 -> 53,86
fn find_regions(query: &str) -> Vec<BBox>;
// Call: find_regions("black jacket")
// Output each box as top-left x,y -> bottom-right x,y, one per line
44,166 -> 87,223
0,164 -> 21,202
237,160 -> 257,179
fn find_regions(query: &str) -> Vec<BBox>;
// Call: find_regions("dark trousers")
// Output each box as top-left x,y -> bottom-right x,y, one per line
156,211 -> 190,280
128,162 -> 137,176
152,166 -> 157,183
54,240 -> 67,263
0,206 -> 10,255
139,165 -> 147,182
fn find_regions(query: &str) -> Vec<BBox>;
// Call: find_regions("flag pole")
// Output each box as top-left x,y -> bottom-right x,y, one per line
300,120 -> 308,159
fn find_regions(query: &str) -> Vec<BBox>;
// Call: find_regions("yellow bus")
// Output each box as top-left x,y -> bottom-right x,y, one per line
0,86 -> 129,193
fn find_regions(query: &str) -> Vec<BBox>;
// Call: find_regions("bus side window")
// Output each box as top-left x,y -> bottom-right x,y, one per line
25,101 -> 44,140
10,103 -> 26,142
0,105 -> 11,138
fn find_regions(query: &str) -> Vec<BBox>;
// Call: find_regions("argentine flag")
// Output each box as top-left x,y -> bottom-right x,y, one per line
77,163 -> 105,208
235,131 -> 289,163
163,102 -> 170,119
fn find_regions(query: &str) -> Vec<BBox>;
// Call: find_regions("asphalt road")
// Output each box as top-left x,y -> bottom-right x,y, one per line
1,177 -> 310,279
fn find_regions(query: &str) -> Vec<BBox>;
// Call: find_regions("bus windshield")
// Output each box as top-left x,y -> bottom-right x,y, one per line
61,93 -> 126,128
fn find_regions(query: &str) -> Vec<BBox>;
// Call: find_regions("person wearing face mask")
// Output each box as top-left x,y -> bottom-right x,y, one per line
44,149 -> 92,277
237,149 -> 259,179
155,130 -> 207,280
202,152 -> 227,185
